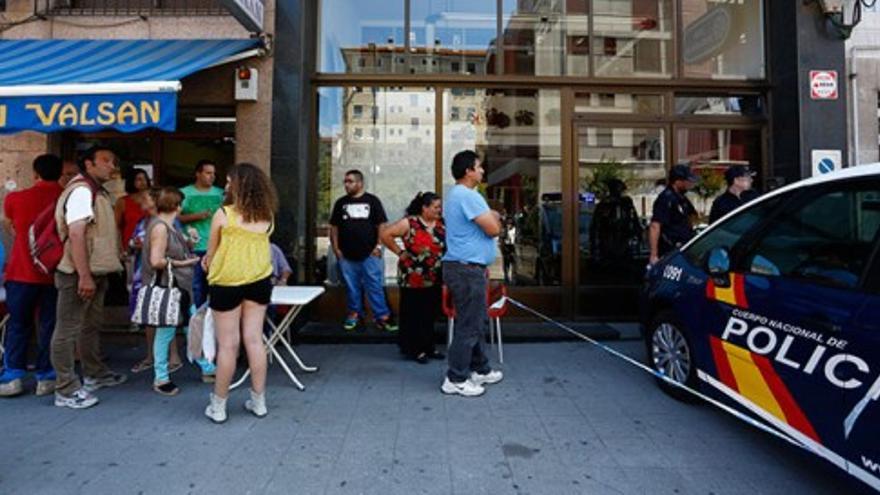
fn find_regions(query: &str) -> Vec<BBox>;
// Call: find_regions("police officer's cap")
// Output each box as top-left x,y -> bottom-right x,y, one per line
668,163 -> 698,183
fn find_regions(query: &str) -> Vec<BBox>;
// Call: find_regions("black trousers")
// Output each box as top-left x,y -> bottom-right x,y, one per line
398,286 -> 441,357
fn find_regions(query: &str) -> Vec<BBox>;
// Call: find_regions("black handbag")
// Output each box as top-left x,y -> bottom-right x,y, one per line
132,260 -> 184,327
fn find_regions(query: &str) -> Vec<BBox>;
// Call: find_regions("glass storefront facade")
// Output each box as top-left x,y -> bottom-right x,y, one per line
313,0 -> 768,319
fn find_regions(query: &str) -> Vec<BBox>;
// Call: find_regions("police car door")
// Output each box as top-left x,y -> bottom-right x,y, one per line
838,193 -> 880,490
727,178 -> 879,473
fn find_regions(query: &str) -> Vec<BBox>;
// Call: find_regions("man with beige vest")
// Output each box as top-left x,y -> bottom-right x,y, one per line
51,146 -> 127,409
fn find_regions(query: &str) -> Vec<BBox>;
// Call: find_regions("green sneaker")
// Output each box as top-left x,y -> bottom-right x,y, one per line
343,313 -> 360,331
375,316 -> 398,332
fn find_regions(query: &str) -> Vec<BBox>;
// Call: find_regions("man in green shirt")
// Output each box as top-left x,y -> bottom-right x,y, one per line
180,159 -> 225,307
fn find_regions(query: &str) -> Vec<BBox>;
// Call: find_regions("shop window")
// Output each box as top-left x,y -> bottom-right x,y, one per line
503,0 -> 590,76
443,88 -> 562,286
316,87 -> 435,285
591,0 -> 672,78
409,1 -> 498,75
576,125 -> 666,287
574,93 -> 664,115
675,94 -> 765,117
682,0 -> 765,80
676,128 -> 763,218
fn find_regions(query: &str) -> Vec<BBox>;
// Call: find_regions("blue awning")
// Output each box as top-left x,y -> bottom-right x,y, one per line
0,39 -> 261,134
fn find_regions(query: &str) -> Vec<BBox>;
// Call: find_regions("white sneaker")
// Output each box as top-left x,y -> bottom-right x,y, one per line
244,389 -> 268,418
83,372 -> 127,392
205,393 -> 227,423
54,389 -> 99,409
441,377 -> 485,397
0,378 -> 23,397
471,370 -> 503,386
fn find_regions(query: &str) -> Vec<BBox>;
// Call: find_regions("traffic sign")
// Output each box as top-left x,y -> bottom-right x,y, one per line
810,70 -> 838,100
811,149 -> 842,177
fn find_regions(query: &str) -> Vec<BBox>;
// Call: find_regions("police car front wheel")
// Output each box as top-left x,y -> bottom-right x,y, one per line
647,312 -> 698,401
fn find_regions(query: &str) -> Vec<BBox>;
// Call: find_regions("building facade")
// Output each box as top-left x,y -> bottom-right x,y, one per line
272,0 -> 849,320
0,0 -> 853,321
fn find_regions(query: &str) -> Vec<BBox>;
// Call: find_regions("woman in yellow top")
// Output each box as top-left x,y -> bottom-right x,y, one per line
201,163 -> 278,423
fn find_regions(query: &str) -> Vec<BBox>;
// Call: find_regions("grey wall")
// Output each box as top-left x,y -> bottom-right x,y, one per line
769,2 -> 849,184
270,0 -> 315,281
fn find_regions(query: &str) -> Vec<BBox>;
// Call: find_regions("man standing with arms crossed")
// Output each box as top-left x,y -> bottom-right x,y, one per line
51,146 -> 127,409
180,159 -> 225,308
441,150 -> 503,397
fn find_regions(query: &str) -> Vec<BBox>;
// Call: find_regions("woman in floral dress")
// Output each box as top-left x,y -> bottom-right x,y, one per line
381,192 -> 446,363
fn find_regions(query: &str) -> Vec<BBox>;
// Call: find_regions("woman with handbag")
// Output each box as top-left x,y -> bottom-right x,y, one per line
141,187 -> 216,396
202,163 -> 277,423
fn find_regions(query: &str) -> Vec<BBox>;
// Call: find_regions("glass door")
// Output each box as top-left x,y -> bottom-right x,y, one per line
573,123 -> 669,318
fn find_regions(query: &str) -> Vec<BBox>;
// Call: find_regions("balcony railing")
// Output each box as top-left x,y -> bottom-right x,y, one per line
35,0 -> 228,16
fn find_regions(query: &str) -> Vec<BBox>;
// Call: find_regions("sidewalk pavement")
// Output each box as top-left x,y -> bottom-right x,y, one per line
0,341 -> 864,495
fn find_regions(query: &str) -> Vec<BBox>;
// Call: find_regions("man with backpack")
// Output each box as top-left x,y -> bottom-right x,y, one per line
0,154 -> 63,398
50,146 -> 127,409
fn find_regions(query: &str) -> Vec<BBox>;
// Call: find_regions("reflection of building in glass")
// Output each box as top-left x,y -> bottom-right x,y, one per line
501,0 -> 672,77
340,46 -> 493,74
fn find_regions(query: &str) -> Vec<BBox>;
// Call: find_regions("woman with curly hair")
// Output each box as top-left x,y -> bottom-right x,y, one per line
380,192 -> 446,364
201,163 -> 278,423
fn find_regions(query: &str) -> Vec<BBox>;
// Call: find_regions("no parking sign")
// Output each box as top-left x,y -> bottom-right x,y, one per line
811,149 -> 842,177
810,70 -> 838,100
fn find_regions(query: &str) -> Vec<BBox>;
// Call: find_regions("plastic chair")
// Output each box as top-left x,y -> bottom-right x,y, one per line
442,283 -> 507,363
487,284 -> 508,364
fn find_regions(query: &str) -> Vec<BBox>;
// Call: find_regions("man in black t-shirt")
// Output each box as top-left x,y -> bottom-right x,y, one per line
649,164 -> 698,265
330,170 -> 397,332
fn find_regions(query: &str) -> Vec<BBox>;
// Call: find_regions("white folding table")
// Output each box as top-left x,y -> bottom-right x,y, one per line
231,286 -> 325,391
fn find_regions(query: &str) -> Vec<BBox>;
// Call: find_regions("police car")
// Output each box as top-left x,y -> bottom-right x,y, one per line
640,163 -> 880,491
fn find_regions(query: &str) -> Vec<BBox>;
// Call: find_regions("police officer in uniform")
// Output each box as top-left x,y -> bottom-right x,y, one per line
649,164 -> 698,265
709,165 -> 758,224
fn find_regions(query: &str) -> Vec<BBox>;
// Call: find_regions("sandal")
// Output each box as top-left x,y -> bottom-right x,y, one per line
130,360 -> 153,373
168,362 -> 183,374
153,381 -> 180,396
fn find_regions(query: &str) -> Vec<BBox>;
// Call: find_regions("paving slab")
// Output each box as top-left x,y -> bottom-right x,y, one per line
0,341 -> 871,495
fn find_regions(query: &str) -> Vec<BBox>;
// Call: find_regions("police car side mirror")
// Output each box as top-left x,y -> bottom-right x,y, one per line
706,247 -> 731,287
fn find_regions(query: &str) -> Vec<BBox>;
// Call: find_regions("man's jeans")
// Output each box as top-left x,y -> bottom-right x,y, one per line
338,255 -> 390,320
0,281 -> 57,382
192,250 -> 208,308
50,273 -> 113,396
443,262 -> 491,383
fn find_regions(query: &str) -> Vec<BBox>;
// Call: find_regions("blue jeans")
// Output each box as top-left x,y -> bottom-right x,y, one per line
1,281 -> 57,382
338,255 -> 390,320
192,250 -> 208,308
153,305 -> 215,384
443,262 -> 491,383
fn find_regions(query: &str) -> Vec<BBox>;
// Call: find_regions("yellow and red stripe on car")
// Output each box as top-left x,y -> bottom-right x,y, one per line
710,335 -> 821,444
706,273 -> 749,308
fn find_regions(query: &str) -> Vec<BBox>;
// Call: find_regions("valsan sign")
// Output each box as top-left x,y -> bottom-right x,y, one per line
0,92 -> 177,134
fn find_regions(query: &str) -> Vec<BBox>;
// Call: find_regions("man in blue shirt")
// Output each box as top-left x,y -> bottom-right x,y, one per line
441,150 -> 503,397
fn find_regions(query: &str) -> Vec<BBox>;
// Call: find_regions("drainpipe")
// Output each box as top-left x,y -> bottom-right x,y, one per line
849,45 -> 880,166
